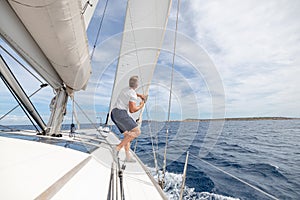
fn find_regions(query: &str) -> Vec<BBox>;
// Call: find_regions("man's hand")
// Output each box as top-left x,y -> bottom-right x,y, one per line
137,93 -> 145,100
139,100 -> 145,107
129,98 -> 145,113
137,93 -> 148,102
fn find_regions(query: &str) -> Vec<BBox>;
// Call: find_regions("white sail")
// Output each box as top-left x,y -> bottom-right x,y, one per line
4,0 -> 95,91
108,0 -> 172,122
0,0 -> 63,90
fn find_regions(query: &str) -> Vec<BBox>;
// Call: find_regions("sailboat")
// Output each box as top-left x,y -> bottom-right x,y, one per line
0,0 -> 174,199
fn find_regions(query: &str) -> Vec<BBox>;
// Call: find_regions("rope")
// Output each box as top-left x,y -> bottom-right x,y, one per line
162,0 -> 181,187
90,0 -> 110,60
0,83 -> 48,121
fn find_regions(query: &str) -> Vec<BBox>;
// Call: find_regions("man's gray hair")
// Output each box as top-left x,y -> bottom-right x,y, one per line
129,76 -> 139,88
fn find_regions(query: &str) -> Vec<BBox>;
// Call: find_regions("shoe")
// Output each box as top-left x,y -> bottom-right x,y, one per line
51,133 -> 62,137
125,157 -> 136,163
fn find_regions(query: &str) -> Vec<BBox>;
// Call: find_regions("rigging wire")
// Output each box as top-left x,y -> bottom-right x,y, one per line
194,154 -> 280,200
0,83 -> 48,121
161,141 -> 279,200
133,140 -> 279,200
73,100 -> 100,131
90,0 -> 110,60
73,100 -> 113,146
0,45 -> 44,84
161,0 -> 181,188
154,96 -> 159,157
0,73 -> 40,133
88,0 -> 115,127
72,98 -> 124,178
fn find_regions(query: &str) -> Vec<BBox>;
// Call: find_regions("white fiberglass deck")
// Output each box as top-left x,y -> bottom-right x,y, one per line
0,129 -> 166,200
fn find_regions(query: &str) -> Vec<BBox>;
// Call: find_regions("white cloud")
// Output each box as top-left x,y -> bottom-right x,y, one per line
1,0 -> 299,126
187,0 -> 300,117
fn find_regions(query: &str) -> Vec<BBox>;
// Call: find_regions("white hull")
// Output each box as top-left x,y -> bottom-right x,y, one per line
0,129 -> 166,199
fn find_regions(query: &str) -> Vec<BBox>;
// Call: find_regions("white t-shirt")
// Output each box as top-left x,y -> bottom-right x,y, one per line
114,87 -> 137,111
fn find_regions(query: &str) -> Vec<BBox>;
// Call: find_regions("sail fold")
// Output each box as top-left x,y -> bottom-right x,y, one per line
0,0 -> 63,89
3,0 -> 95,91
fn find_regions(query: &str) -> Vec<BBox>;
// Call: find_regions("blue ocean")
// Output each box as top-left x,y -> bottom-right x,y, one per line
1,119 -> 299,199
126,119 -> 300,200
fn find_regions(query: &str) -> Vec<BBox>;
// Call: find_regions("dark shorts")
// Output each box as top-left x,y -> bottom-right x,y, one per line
111,108 -> 138,133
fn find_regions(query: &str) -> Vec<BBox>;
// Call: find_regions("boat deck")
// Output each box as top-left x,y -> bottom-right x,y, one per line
0,129 -> 166,199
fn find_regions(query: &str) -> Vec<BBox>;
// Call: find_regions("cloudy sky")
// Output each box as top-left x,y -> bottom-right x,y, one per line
1,0 -> 300,125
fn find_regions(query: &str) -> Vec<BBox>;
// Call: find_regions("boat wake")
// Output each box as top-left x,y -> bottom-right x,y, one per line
148,167 -> 239,200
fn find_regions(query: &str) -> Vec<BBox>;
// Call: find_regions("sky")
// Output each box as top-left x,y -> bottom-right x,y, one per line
0,0 -> 300,125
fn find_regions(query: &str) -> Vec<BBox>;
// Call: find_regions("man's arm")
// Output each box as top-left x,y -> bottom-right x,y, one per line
129,100 -> 145,113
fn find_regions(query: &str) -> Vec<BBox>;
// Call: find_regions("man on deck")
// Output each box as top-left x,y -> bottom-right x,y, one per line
111,76 -> 145,162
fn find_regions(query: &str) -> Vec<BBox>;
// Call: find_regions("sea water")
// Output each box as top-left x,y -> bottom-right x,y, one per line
1,119 -> 299,199
131,119 -> 300,200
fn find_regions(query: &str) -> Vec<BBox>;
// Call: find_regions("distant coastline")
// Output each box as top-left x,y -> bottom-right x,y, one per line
143,117 -> 300,123
184,117 -> 299,122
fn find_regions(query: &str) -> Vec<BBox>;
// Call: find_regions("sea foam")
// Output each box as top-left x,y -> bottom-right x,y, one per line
149,167 -> 240,200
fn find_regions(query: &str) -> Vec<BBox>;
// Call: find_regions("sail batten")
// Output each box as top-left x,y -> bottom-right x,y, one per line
108,0 -> 172,123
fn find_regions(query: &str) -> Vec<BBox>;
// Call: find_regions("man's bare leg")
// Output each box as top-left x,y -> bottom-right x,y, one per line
116,127 -> 140,152
116,134 -> 133,151
125,142 -> 131,159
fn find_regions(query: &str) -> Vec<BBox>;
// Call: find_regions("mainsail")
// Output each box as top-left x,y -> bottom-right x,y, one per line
0,0 -> 99,134
108,0 -> 172,122
0,0 -> 98,91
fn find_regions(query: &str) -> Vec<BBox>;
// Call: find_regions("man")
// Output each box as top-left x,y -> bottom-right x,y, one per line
111,76 -> 145,162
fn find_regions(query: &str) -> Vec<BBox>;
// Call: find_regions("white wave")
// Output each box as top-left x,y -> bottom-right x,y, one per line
270,163 -> 279,170
148,167 -> 240,200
